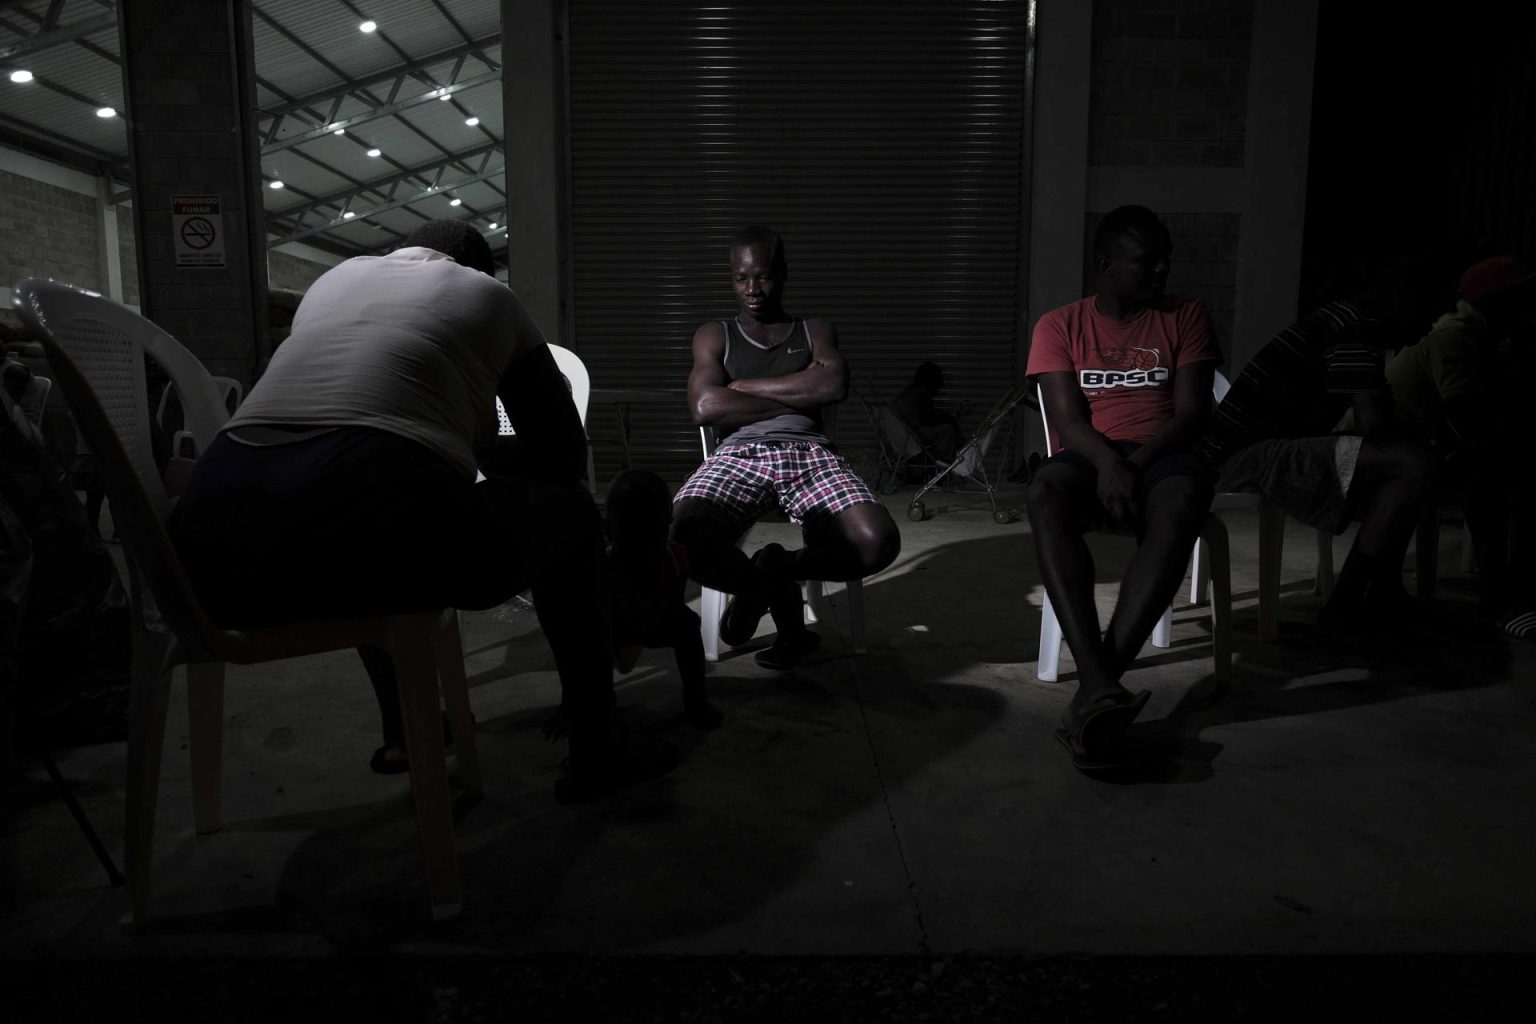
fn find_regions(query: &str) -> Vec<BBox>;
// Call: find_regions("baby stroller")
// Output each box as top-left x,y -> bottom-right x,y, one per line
866,383 -> 1032,528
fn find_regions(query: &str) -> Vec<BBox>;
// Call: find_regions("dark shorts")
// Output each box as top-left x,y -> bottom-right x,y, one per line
1036,441 -> 1212,529
169,426 -> 600,627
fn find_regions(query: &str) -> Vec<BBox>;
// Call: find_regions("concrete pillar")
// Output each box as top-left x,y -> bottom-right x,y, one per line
1233,0 -> 1317,371
502,0 -> 568,347
1024,0 -> 1093,454
96,176 -> 123,303
118,0 -> 269,385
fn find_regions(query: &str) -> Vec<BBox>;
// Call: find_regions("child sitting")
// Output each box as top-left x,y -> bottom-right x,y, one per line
605,469 -> 721,729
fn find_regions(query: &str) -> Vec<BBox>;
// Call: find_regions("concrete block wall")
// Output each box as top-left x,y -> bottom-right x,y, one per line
267,249 -> 332,293
0,167 -> 103,294
1089,0 -> 1251,168
117,205 -> 139,306
1084,0 -> 1253,363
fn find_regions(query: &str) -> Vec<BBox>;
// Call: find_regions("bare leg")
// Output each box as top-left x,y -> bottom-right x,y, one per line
1026,461 -> 1121,702
1103,473 -> 1214,672
1323,437 -> 1433,627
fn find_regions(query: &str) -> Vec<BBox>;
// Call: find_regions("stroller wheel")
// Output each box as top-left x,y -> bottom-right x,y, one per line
907,501 -> 926,522
993,508 -> 1014,525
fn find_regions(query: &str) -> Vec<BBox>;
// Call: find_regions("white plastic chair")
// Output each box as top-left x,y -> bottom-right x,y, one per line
695,414 -> 867,663
1189,369 -> 1292,640
1033,383 -> 1231,683
13,279 -> 478,925
487,342 -> 597,492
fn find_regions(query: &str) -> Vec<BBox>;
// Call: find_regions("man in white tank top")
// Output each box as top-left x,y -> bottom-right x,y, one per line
672,226 -> 901,668
170,221 -> 676,802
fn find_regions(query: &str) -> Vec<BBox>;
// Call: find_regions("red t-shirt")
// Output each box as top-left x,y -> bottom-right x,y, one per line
1026,295 -> 1219,449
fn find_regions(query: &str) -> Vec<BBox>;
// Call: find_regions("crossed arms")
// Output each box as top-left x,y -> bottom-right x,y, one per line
687,319 -> 848,428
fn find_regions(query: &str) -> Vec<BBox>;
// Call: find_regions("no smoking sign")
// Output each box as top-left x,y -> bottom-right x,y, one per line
172,195 -> 226,267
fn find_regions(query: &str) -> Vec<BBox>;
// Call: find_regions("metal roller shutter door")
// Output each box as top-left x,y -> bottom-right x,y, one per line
567,0 -> 1034,483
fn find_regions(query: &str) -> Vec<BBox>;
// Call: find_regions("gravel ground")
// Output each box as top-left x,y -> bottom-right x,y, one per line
13,953 -> 1532,1022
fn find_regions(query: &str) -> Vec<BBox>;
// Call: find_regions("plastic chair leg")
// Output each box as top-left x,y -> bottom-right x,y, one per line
1189,538 -> 1207,605
390,614 -> 462,922
1258,501 -> 1285,641
123,627 -> 175,928
700,586 -> 726,663
1314,528 -> 1335,599
1151,605 -> 1173,649
1202,515 -> 1233,682
1037,591 -> 1062,682
847,579 -> 867,654
186,660 -> 226,835
437,610 -> 481,798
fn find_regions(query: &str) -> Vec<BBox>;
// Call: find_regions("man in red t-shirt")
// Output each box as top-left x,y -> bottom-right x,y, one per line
1025,205 -> 1220,771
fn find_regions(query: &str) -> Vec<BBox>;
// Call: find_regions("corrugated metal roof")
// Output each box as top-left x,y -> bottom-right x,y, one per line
1,0 -> 503,256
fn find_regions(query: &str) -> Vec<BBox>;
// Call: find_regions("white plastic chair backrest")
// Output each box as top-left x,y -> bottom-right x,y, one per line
1212,367 -> 1232,404
495,342 -> 590,436
11,278 -> 216,648
12,280 -> 228,522
157,375 -> 243,423
1036,382 -> 1054,454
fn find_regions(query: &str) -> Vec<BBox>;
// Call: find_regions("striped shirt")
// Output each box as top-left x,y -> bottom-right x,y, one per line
1197,300 -> 1387,468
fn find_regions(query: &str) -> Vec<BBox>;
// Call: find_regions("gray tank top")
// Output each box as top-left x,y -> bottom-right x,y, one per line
719,318 -> 829,447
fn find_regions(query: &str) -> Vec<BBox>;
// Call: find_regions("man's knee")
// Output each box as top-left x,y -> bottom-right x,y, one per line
1360,437 -> 1435,496
670,498 -> 737,551
1146,471 -> 1214,520
1026,464 -> 1083,525
822,504 -> 901,576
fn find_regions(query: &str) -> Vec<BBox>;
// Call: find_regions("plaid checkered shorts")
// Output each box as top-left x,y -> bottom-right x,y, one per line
674,441 -> 879,530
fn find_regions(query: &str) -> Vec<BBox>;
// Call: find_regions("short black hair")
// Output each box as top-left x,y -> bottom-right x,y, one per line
1093,205 -> 1170,262
606,469 -> 673,550
731,224 -> 787,274
399,219 -> 496,276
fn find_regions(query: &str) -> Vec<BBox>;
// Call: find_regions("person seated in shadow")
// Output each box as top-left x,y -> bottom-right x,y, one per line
889,361 -> 964,463
1196,255 -> 1453,641
1376,255 -> 1536,638
671,225 -> 901,670
1026,205 -> 1220,773
606,469 -> 721,728
169,220 -> 676,803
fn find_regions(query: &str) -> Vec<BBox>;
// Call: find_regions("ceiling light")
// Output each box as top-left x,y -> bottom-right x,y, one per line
8,70 -> 33,84
342,211 -> 356,219
487,222 -> 497,230
439,91 -> 452,101
359,20 -> 377,33
269,180 -> 284,190
366,148 -> 381,157
332,126 -> 345,135
96,106 -> 116,118
464,116 -> 479,127
449,198 -> 461,206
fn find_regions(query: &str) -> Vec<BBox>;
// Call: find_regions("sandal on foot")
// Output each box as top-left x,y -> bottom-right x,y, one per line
754,630 -> 821,670
1055,690 -> 1150,773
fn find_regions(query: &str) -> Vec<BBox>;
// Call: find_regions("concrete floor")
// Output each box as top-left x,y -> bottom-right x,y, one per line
4,485 -> 1535,1008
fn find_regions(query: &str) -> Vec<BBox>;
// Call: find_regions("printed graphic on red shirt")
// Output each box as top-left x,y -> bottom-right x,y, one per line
1079,347 -> 1169,390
